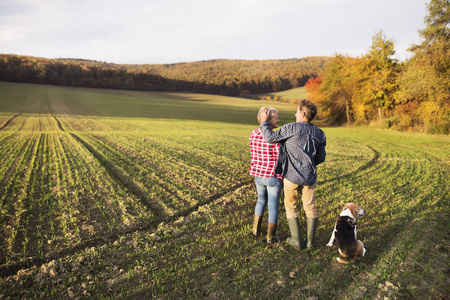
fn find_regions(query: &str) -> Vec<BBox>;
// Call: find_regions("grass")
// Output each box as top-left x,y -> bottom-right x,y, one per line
257,86 -> 308,100
0,82 -> 448,299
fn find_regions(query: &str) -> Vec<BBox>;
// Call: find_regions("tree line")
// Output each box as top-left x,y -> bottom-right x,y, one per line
306,0 -> 449,134
0,55 -> 329,97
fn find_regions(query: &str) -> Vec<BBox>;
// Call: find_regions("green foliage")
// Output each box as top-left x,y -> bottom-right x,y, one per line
359,31 -> 400,122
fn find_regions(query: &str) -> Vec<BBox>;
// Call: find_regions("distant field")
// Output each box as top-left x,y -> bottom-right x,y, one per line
258,86 -> 308,100
0,82 -> 448,299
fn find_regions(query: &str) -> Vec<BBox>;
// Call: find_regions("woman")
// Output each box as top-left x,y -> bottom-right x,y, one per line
249,106 -> 282,244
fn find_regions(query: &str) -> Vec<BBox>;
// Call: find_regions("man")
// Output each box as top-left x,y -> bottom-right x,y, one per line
259,99 -> 326,249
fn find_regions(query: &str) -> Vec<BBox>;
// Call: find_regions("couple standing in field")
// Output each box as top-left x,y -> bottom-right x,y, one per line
249,99 -> 326,249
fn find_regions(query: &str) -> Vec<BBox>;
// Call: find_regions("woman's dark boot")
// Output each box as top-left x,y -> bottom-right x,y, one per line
252,215 -> 263,237
267,223 -> 280,244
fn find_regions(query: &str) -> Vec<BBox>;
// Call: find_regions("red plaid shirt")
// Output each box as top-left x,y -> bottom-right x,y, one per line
249,128 -> 282,178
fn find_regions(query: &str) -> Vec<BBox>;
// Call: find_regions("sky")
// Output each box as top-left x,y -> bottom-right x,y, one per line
0,0 -> 429,65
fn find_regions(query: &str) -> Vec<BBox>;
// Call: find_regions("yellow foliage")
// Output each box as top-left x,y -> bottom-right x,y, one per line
352,103 -> 371,124
419,101 -> 440,117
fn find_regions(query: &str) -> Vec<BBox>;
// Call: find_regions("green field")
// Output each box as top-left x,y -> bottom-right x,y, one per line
258,86 -> 308,100
0,82 -> 448,299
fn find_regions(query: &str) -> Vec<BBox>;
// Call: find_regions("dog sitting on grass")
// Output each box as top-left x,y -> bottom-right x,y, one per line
326,203 -> 366,264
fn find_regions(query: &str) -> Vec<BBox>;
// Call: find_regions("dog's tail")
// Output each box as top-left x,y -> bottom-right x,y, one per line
336,257 -> 355,264
337,246 -> 358,264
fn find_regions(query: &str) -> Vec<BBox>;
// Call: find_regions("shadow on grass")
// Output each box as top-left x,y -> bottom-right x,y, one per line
0,82 -> 306,127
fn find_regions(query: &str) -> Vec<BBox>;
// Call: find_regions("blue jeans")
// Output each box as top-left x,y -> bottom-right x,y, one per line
254,176 -> 282,224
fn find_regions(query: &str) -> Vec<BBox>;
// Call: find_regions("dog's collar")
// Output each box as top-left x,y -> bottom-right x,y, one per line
340,216 -> 357,227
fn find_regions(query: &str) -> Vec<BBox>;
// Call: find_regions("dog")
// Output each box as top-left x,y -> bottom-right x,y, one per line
326,203 -> 366,264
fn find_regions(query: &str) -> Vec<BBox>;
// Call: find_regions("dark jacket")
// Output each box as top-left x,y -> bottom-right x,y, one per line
260,121 -> 326,186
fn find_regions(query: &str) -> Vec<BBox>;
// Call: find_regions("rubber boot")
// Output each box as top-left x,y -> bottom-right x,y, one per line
267,223 -> 280,244
305,217 -> 319,248
287,217 -> 303,250
252,215 -> 263,237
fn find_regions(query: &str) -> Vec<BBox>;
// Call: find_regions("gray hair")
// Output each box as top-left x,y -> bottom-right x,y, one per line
257,106 -> 278,124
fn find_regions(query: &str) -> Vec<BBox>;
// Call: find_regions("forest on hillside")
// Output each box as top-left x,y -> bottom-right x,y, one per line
306,0 -> 449,134
0,55 -> 329,97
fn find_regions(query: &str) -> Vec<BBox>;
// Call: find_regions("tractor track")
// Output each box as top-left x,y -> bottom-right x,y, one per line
0,178 -> 254,278
0,103 -> 33,131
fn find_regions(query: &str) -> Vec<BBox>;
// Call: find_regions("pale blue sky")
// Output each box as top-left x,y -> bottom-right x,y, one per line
0,0 -> 429,64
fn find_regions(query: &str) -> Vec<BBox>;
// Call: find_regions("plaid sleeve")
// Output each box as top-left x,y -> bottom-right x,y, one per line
249,128 -> 281,178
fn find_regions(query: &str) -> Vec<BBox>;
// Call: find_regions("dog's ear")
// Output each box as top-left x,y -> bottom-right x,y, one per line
345,203 -> 358,218
343,203 -> 352,211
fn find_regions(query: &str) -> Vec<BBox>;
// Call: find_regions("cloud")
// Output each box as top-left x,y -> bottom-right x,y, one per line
0,0 -> 428,64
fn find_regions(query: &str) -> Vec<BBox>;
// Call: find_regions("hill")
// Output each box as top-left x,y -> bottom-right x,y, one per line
0,54 -> 330,96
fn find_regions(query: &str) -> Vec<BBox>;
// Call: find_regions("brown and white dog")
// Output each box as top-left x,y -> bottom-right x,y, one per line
326,203 -> 366,264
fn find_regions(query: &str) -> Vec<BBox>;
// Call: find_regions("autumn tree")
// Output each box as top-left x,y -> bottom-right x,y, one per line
305,76 -> 323,102
397,0 -> 450,133
316,54 -> 364,124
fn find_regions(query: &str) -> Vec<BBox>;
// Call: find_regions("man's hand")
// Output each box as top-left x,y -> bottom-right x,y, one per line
259,108 -> 269,122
